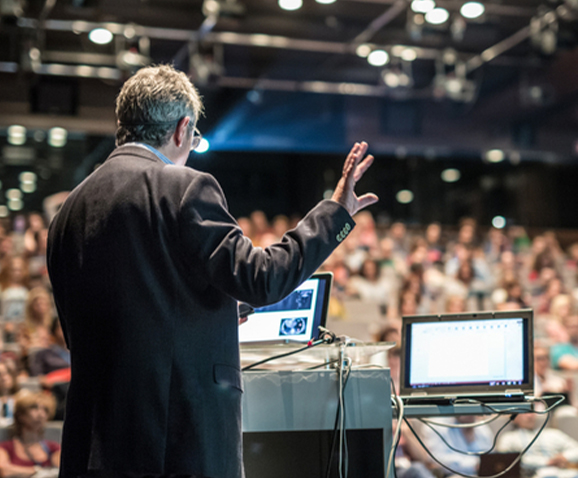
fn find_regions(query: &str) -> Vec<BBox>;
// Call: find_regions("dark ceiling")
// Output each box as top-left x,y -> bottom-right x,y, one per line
0,0 -> 578,224
1,0 -> 578,158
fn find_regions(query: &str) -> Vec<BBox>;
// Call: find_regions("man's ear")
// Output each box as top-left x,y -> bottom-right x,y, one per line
174,117 -> 191,147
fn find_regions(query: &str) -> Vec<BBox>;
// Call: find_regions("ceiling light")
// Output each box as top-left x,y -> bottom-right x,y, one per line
6,189 -> 22,200
21,182 -> 36,194
401,48 -> 417,61
7,198 -> 23,212
396,190 -> 414,204
441,168 -> 461,182
49,127 -> 67,148
278,0 -> 303,11
355,44 -> 372,58
88,28 -> 114,45
316,0 -> 336,3
398,73 -> 411,87
7,125 -> 26,146
0,206 -> 7,218
460,1 -> 485,19
367,49 -> 389,67
486,149 -> 505,163
193,138 -> 210,154
411,0 -> 435,14
492,216 -> 506,229
425,7 -> 449,24
19,172 -> 36,184
383,71 -> 400,88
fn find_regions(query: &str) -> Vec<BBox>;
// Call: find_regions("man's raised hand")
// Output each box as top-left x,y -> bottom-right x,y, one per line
331,142 -> 378,216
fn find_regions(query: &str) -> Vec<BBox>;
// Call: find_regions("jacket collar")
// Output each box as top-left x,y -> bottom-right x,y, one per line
106,143 -> 168,165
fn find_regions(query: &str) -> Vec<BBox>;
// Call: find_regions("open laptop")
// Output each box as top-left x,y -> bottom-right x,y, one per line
239,272 -> 332,346
399,309 -> 534,404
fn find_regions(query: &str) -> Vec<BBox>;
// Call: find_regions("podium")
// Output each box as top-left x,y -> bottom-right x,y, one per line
242,369 -> 392,478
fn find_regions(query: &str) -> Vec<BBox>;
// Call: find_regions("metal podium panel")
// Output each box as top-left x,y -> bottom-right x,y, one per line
242,369 -> 391,432
242,369 -> 392,478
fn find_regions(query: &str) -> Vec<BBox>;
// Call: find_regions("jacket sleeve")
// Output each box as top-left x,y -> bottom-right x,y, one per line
178,172 -> 354,306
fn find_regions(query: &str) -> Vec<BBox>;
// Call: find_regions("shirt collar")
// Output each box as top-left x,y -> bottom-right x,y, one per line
132,142 -> 174,165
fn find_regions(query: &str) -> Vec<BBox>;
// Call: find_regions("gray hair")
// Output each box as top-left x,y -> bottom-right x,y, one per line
115,64 -> 204,148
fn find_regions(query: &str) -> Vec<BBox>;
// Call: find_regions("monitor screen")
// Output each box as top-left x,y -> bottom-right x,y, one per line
400,310 -> 534,396
239,273 -> 332,345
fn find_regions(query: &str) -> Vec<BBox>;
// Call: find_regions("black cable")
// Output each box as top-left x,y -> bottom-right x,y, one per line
325,362 -> 352,478
242,336 -> 331,371
402,398 -> 551,478
418,414 -> 516,456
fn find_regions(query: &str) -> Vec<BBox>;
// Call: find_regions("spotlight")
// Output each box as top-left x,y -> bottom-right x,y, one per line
48,127 -> 67,148
411,0 -> 435,14
21,183 -> 36,194
401,48 -> 417,62
7,198 -> 23,212
7,125 -> 26,145
425,8 -> 449,24
355,44 -> 372,58
88,28 -> 114,45
492,216 -> 506,229
485,149 -> 505,163
193,138 -> 210,154
278,0 -> 302,11
6,189 -> 22,200
367,49 -> 389,66
19,172 -> 36,184
396,190 -> 414,204
460,2 -> 485,19
441,168 -> 461,182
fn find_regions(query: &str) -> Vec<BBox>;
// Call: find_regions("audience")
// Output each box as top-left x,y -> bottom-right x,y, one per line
2,210 -> 578,477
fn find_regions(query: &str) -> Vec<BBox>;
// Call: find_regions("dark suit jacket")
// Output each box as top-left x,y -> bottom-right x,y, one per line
47,144 -> 354,478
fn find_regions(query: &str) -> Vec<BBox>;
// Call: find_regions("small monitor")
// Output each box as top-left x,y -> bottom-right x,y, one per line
239,273 -> 332,345
399,309 -> 534,398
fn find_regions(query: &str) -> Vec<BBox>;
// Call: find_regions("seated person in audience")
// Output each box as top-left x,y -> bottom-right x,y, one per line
23,287 -> 53,350
0,256 -> 30,342
551,315 -> 578,370
534,343 -> 570,398
497,412 -> 578,477
420,415 -> 493,476
0,391 -> 60,477
29,319 -> 69,378
0,359 -> 19,426
394,420 -> 437,478
445,295 -> 466,313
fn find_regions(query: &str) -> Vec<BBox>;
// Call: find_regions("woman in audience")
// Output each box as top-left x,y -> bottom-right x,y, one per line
0,391 -> 60,477
22,288 -> 53,351
0,257 -> 30,342
0,359 -> 19,426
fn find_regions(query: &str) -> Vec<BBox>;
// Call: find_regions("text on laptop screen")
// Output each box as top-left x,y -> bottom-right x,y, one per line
238,275 -> 329,344
408,318 -> 525,388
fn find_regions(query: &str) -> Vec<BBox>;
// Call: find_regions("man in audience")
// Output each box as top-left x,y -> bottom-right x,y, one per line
47,64 -> 378,478
421,415 -> 493,476
551,315 -> 578,370
497,412 -> 578,477
30,318 -> 70,377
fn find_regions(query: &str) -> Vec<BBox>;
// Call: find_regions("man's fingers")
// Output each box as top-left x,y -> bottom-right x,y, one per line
343,142 -> 360,174
353,155 -> 374,182
357,193 -> 379,210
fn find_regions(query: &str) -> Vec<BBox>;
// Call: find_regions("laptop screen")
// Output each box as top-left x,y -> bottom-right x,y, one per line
400,310 -> 534,397
239,273 -> 332,345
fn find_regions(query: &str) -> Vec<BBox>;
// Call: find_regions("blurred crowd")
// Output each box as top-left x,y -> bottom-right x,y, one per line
4,206 -> 578,477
